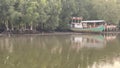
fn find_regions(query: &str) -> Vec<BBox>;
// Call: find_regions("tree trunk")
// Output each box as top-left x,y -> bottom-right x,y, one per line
21,24 -> 24,32
30,22 -> 33,31
5,21 -> 9,31
24,24 -> 27,31
11,24 -> 14,31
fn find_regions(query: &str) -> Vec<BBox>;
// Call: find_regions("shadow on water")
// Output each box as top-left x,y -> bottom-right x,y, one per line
0,34 -> 120,68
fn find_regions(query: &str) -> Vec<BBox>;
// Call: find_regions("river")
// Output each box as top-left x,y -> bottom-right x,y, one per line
0,34 -> 120,68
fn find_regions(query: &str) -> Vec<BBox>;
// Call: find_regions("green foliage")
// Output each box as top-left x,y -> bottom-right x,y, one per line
0,0 -> 120,32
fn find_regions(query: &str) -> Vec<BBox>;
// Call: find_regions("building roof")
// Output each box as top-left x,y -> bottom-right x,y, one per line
81,20 -> 105,23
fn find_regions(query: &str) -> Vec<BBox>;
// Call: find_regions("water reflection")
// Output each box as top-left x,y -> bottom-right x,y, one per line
90,56 -> 120,68
70,34 -> 117,50
71,35 -> 106,49
104,34 -> 117,42
0,34 -> 120,68
0,37 -> 13,53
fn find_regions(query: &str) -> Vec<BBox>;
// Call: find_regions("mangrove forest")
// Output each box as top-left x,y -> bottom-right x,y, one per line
0,0 -> 120,33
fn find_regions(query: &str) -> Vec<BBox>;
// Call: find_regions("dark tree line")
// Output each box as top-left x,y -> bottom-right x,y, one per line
0,0 -> 120,33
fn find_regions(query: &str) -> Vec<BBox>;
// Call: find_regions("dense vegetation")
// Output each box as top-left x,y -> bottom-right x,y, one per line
0,0 -> 120,33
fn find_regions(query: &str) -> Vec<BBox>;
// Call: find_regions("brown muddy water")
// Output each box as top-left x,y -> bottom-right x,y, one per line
0,34 -> 120,68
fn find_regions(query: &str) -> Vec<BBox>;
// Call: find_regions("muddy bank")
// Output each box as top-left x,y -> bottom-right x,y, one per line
0,30 -> 120,36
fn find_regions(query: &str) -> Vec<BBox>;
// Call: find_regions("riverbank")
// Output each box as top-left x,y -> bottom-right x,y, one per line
0,32 -> 83,36
0,31 -> 120,37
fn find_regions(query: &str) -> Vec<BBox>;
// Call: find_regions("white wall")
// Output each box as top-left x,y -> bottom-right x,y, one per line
74,23 -> 83,28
